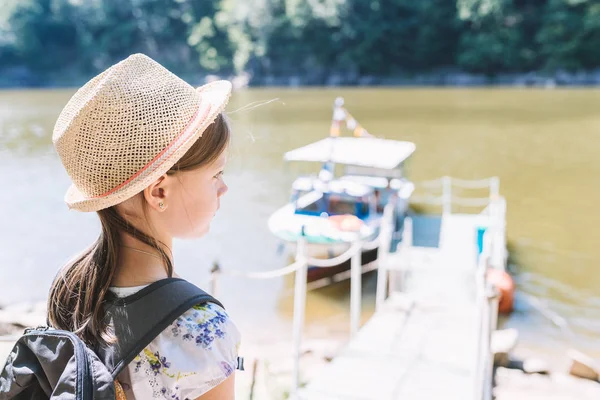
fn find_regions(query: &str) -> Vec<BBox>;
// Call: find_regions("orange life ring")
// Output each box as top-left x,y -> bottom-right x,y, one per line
486,269 -> 515,314
328,214 -> 363,232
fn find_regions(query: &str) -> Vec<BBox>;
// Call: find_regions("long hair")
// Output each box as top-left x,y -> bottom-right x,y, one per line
47,113 -> 230,346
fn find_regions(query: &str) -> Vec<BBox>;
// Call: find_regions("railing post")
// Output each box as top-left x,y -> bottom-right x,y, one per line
209,261 -> 221,297
490,177 -> 500,201
350,240 -> 363,337
473,263 -> 487,400
442,176 -> 452,215
375,248 -> 389,311
484,284 -> 500,400
390,217 -> 412,294
473,229 -> 499,400
376,204 -> 394,310
291,237 -> 308,399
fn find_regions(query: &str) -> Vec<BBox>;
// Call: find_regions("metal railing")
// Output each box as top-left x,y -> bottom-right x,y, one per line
374,176 -> 506,400
411,176 -> 500,214
473,228 -> 501,400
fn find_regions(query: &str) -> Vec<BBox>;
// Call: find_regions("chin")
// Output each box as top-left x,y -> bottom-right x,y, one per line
192,224 -> 210,238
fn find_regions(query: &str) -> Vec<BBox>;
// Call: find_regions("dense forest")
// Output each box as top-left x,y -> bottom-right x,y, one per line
0,0 -> 599,86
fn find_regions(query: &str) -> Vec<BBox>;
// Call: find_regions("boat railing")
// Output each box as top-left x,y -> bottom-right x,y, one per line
473,218 -> 501,400
411,176 -> 500,214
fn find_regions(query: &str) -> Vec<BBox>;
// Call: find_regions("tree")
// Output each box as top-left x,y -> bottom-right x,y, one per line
457,0 -> 543,74
537,0 -> 598,71
8,0 -> 79,71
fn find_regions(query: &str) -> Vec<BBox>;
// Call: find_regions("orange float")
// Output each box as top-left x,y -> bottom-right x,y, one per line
486,268 -> 515,314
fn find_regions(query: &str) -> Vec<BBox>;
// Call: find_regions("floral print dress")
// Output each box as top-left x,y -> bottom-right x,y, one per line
109,285 -> 241,400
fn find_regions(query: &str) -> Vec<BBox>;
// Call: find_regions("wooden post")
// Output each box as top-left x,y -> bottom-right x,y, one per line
442,176 -> 452,215
209,261 -> 220,297
350,240 -> 363,337
249,359 -> 259,400
291,237 -> 308,399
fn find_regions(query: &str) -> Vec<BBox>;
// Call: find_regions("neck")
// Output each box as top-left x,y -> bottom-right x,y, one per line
111,235 -> 174,287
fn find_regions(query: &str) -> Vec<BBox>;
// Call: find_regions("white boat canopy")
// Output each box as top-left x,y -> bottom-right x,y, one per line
283,137 -> 416,170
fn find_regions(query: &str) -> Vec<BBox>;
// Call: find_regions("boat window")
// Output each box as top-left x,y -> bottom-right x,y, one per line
301,200 -> 321,213
296,195 -> 325,215
328,195 -> 369,217
329,199 -> 355,215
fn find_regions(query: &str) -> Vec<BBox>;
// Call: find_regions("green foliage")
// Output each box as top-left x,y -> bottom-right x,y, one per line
537,0 -> 600,71
0,0 -> 598,83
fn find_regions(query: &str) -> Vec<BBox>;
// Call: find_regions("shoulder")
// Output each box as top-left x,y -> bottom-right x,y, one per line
168,302 -> 240,350
122,302 -> 241,399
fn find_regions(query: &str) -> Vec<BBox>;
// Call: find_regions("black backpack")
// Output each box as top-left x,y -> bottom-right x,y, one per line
0,278 -> 225,399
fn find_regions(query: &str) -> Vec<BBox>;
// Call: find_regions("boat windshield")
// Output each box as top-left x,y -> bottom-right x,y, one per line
328,194 -> 369,217
295,192 -> 371,218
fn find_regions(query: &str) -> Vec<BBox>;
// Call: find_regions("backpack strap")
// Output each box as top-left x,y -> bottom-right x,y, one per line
97,278 -> 222,378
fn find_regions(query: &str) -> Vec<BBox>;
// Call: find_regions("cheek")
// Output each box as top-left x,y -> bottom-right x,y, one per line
185,182 -> 219,214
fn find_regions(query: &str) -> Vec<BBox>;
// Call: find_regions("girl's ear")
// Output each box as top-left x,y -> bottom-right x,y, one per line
143,174 -> 169,212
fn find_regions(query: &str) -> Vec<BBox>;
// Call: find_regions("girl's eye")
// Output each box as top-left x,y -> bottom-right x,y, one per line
214,171 -> 224,179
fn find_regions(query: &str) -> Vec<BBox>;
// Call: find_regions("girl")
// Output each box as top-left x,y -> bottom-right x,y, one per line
47,53 -> 239,399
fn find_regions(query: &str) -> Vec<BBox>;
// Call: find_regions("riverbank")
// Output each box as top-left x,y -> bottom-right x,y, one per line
1,300 -> 599,399
2,66 -> 600,89
495,347 -> 600,400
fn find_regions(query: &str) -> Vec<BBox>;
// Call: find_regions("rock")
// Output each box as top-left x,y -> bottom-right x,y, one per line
2,302 -> 34,314
32,301 -> 47,315
0,341 -> 15,364
0,301 -> 46,331
522,358 -> 550,375
568,349 -> 599,381
506,358 -> 525,371
0,322 -> 16,336
494,367 -> 600,400
492,328 -> 519,367
495,352 -> 510,368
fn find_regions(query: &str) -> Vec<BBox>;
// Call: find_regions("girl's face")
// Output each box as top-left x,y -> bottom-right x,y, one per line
157,150 -> 229,239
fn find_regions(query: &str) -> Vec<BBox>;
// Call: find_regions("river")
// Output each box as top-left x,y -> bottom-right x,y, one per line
1,87 -> 599,360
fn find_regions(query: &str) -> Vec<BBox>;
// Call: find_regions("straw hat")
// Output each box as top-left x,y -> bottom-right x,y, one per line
52,53 -> 232,212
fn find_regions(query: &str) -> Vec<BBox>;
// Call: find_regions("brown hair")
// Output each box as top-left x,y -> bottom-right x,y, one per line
47,113 -> 230,346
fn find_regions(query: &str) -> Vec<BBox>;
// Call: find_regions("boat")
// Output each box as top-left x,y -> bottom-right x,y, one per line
268,98 -> 416,282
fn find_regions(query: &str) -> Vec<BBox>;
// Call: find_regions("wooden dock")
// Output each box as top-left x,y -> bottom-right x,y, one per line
299,213 -> 496,400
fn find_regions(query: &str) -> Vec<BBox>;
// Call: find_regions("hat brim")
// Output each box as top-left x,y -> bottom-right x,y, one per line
64,80 -> 232,212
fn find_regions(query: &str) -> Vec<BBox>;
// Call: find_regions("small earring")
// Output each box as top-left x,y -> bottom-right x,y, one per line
159,201 -> 165,210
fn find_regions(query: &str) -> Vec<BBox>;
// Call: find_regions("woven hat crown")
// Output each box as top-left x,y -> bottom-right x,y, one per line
52,54 -> 205,200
